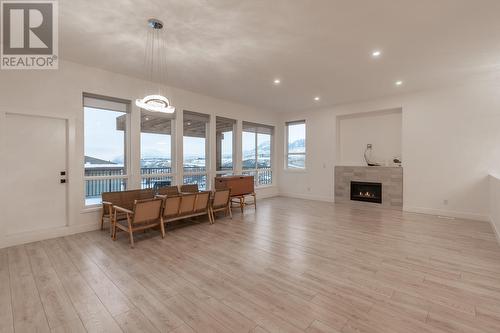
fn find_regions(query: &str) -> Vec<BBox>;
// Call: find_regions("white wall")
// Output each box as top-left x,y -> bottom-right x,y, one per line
278,78 -> 500,221
0,60 -> 280,248
337,109 -> 402,166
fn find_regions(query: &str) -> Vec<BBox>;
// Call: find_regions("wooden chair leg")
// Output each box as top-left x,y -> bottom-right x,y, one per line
129,229 -> 134,248
126,216 -> 134,248
240,197 -> 244,213
112,219 -> 118,241
159,219 -> 166,239
253,193 -> 257,210
111,212 -> 116,239
228,206 -> 233,219
100,214 -> 105,230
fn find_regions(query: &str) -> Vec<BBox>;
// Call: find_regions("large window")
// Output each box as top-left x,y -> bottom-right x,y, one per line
140,111 -> 174,189
216,116 -> 236,174
83,95 -> 129,206
183,111 -> 209,190
242,121 -> 273,186
286,120 -> 306,169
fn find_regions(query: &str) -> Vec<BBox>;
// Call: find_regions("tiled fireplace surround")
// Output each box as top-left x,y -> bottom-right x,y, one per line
334,166 -> 403,210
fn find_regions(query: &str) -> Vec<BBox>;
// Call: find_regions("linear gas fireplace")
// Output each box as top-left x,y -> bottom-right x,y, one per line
350,181 -> 382,204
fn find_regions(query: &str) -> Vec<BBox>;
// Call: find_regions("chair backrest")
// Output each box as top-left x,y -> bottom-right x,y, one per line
102,189 -> 154,210
179,193 -> 197,215
194,191 -> 210,212
180,184 -> 199,193
102,191 -> 122,209
162,196 -> 181,218
157,185 -> 179,196
212,189 -> 231,208
132,198 -> 162,224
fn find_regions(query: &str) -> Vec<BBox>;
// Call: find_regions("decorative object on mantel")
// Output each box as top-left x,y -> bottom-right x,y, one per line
136,18 -> 175,114
393,157 -> 402,167
364,144 -> 381,166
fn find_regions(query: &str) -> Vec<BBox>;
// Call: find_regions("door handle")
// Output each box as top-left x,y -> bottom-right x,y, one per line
60,171 -> 67,184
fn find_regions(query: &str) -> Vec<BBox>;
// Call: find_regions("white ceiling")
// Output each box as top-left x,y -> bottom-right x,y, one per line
60,0 -> 500,112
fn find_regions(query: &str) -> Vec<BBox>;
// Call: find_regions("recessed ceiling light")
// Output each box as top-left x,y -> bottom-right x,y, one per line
314,96 -> 320,101
372,50 -> 382,58
273,78 -> 281,85
395,80 -> 403,86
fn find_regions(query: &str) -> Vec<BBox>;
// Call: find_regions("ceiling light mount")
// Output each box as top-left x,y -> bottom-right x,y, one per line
371,50 -> 382,58
147,18 -> 164,30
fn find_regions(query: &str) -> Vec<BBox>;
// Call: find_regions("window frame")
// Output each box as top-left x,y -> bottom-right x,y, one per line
83,94 -> 131,207
215,116 -> 236,176
182,110 -> 210,190
242,121 -> 274,187
140,111 -> 176,189
285,120 -> 306,171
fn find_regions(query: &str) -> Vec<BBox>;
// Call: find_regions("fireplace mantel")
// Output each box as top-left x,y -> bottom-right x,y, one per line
334,165 -> 403,210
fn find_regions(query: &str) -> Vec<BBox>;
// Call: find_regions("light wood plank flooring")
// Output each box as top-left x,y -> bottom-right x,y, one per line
2,196 -> 500,332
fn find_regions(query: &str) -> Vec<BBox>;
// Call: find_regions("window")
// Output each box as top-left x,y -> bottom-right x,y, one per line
216,116 -> 236,174
286,120 -> 306,169
242,121 -> 273,186
83,95 -> 129,206
183,111 -> 210,190
140,111 -> 174,189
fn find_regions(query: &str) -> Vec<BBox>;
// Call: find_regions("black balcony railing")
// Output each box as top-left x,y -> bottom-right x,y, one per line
182,166 -> 206,173
242,168 -> 272,186
141,167 -> 172,175
183,174 -> 207,190
141,176 -> 173,189
84,166 -> 271,203
85,178 -> 126,200
85,167 -> 174,199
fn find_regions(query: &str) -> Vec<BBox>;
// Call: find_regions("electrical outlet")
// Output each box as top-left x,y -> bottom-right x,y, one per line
367,144 -> 372,149
443,199 -> 448,205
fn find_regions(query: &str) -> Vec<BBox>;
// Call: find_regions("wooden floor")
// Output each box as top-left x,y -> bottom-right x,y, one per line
2,197 -> 500,333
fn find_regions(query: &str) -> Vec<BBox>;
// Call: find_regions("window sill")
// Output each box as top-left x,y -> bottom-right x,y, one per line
283,168 -> 307,173
82,205 -> 101,214
256,184 -> 274,189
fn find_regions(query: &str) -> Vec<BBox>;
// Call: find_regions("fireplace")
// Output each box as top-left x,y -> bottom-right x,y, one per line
350,181 -> 382,204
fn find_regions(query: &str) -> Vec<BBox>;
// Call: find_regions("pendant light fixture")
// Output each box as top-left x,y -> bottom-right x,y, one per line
136,18 -> 175,114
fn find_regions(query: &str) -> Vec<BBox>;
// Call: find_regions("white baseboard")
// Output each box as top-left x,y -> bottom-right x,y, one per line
0,223 -> 100,249
279,192 -> 335,203
403,206 -> 489,222
255,186 -> 280,199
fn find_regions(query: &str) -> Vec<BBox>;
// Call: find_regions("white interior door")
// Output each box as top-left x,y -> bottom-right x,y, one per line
5,113 -> 68,235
